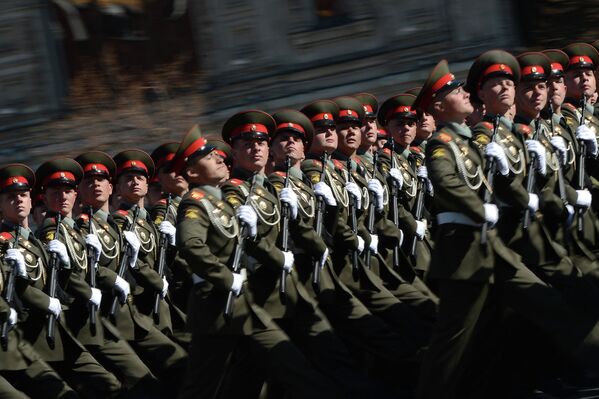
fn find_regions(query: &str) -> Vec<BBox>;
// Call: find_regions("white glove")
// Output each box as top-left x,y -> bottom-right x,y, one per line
282,251 -> 294,273
357,236 -> 365,254
484,203 -> 499,226
313,182 -> 337,206
47,297 -> 62,318
389,168 -> 404,189
319,248 -> 329,270
417,166 -> 428,180
158,221 -> 176,246
576,189 -> 592,208
48,240 -> 70,267
114,275 -> 130,304
550,136 -> 568,165
367,179 -> 384,212
237,205 -> 258,238
345,182 -> 362,209
485,142 -> 509,176
415,220 -> 426,239
566,204 -> 575,227
576,125 -> 598,156
527,193 -> 539,213
5,248 -> 26,278
398,229 -> 404,246
280,187 -> 298,220
85,234 -> 102,263
230,269 -> 247,296
369,234 -> 379,254
89,287 -> 102,307
160,277 -> 169,298
7,308 -> 17,327
123,231 -> 140,268
525,140 -> 547,176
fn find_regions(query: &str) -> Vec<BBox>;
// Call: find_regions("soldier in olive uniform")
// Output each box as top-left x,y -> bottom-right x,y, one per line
75,151 -> 187,395
354,93 -> 380,156
0,164 -> 78,399
415,59 -> 599,399
0,161 -> 123,398
221,110 -> 385,399
171,125 -> 342,399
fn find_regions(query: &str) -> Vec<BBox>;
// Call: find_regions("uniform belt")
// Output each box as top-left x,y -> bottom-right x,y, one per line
192,273 -> 205,285
436,212 -> 482,227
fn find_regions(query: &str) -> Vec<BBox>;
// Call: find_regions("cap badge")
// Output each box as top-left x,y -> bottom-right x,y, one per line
288,123 -> 294,128
324,114 -> 329,120
60,172 -> 65,178
531,66 -> 537,73
251,124 -> 257,132
12,178 -> 17,184
131,161 -> 137,166
500,64 -> 506,70
363,106 -> 368,111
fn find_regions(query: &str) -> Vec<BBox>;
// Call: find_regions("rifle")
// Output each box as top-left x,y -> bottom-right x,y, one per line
224,174 -> 257,322
279,156 -> 292,303
481,115 -> 501,246
409,152 -> 426,257
85,206 -> 97,336
523,118 -> 541,230
346,159 -> 360,281
109,206 -> 140,321
152,194 -> 172,325
577,95 -> 587,232
1,227 -> 20,351
312,152 -> 328,293
548,105 -> 569,208
364,151 -> 379,269
46,214 -> 62,349
388,137 -> 401,270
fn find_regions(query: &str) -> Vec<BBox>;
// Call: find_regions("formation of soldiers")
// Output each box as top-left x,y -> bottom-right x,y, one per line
5,39 -> 599,399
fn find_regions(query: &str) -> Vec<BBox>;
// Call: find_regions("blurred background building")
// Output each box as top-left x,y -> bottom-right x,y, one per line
1,0 -> 598,164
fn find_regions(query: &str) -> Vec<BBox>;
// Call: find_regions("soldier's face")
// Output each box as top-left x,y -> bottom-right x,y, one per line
516,80 -> 547,118
336,122 -> 362,154
270,132 -> 305,164
117,172 -> 148,204
376,138 -> 388,150
436,85 -> 474,121
565,69 -> 596,100
416,112 -> 435,140
187,151 -> 229,185
79,176 -> 112,208
232,138 -> 269,172
387,117 -> 416,147
360,118 -> 378,146
158,168 -> 189,194
310,125 -> 337,154
548,76 -> 566,109
1,190 -> 31,224
478,77 -> 515,115
45,186 -> 77,217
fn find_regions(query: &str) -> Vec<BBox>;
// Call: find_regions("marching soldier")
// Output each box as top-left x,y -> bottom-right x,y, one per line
75,151 -> 188,395
354,92 -> 380,156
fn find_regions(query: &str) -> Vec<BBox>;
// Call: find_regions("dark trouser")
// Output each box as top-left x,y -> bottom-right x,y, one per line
3,358 -> 78,399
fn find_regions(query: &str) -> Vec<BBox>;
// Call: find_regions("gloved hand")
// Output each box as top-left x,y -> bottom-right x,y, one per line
47,297 -> 62,318
89,287 -> 102,307
528,193 -> 539,213
367,179 -> 384,212
313,182 -> 337,206
48,240 -> 70,267
357,236 -> 365,254
319,248 -> 329,270
576,189 -> 592,208
237,205 -> 258,238
230,268 -> 247,296
123,231 -> 140,268
160,277 -> 169,299
415,220 -> 426,240
7,308 -> 17,327
416,165 -> 428,180
550,136 -> 568,165
485,142 -> 509,176
576,125 -> 598,156
280,187 -> 299,220
345,182 -> 362,209
566,204 -> 575,227
85,234 -> 102,263
114,276 -> 130,304
282,251 -> 294,273
369,234 -> 379,254
5,248 -> 26,278
389,168 -> 404,189
158,221 -> 176,246
484,203 -> 499,226
525,140 -> 547,175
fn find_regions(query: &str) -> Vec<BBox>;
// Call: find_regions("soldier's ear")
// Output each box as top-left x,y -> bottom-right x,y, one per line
432,100 -> 444,115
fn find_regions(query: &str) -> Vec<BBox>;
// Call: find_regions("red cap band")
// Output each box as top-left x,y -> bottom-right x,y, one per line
570,55 -> 593,66
363,105 -> 374,113
44,171 -> 76,187
550,62 -> 564,72
83,163 -> 109,175
522,65 -> 545,76
421,73 -> 456,109
117,160 -> 148,176
155,153 -> 175,169
310,113 -> 333,122
480,63 -> 514,86
385,105 -> 416,122
276,122 -> 306,136
338,109 -> 359,119
230,123 -> 269,139
0,176 -> 28,190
